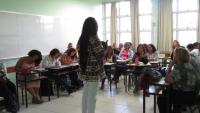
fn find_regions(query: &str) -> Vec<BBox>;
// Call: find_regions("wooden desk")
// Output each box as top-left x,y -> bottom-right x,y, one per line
143,78 -> 169,113
46,63 -> 79,76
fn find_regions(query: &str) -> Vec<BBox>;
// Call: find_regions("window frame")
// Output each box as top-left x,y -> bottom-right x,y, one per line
173,0 -> 198,45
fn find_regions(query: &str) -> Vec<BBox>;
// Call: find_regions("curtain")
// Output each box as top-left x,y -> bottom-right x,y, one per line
157,0 -> 173,52
197,0 -> 200,42
110,2 -> 117,45
130,0 -> 140,49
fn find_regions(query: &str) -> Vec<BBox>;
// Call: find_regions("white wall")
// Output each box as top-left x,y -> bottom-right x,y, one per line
0,4 -> 103,59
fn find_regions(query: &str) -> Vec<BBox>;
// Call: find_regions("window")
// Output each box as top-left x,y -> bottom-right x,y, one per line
116,1 -> 131,44
103,3 -> 111,45
139,0 -> 152,44
173,0 -> 198,46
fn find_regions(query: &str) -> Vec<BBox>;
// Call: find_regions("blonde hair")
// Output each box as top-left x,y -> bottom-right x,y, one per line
174,47 -> 190,63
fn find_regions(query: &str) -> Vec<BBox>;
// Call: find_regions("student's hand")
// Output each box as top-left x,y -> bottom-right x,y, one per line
165,72 -> 174,84
3,76 -> 7,80
167,60 -> 176,73
55,62 -> 60,66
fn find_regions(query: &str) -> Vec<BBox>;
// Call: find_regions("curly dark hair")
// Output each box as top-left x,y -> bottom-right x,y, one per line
136,44 -> 146,56
66,48 -> 77,59
50,48 -> 60,57
28,49 -> 42,66
148,44 -> 157,53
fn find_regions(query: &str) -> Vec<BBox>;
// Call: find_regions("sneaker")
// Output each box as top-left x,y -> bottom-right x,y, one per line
67,89 -> 73,95
100,85 -> 104,90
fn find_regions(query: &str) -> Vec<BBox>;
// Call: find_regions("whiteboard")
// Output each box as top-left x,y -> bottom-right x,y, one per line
0,11 -> 81,59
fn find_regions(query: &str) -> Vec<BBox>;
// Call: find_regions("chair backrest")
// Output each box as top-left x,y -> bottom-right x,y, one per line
172,91 -> 196,106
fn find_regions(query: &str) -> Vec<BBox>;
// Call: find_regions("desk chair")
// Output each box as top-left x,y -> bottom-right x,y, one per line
101,64 -> 116,91
16,73 -> 49,108
0,97 -> 5,111
172,89 -> 200,113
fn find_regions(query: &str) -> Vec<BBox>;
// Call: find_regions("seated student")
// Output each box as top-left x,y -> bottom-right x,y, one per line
112,42 -> 134,84
41,48 -> 61,68
60,48 -> 82,92
0,62 -> 19,113
132,44 -> 148,93
40,48 -> 61,96
132,44 -> 148,64
15,50 -> 43,104
187,43 -> 194,52
119,42 -> 134,61
60,48 -> 78,65
190,42 -> 200,56
146,44 -> 158,61
100,46 -> 117,89
157,47 -> 200,113
187,43 -> 200,63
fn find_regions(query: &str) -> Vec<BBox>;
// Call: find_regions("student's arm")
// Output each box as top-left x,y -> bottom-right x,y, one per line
119,50 -> 123,59
16,57 -> 35,74
55,59 -> 61,66
128,50 -> 134,61
41,56 -> 50,67
167,60 -> 176,73
165,72 -> 174,84
165,66 -> 181,84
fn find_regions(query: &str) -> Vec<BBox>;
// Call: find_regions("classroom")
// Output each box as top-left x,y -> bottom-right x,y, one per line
0,0 -> 200,113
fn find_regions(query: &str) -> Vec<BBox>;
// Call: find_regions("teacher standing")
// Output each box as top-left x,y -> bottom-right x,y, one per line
77,17 -> 104,113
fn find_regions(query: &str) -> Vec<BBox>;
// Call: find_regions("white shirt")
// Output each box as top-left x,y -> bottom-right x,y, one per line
190,49 -> 199,56
41,55 -> 61,68
147,52 -> 158,61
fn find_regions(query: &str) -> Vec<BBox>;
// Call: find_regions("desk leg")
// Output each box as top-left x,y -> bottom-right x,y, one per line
56,79 -> 60,98
128,75 -> 131,92
124,75 -> 127,92
143,90 -> 145,113
154,95 -> 156,113
166,89 -> 170,113
47,79 -> 50,101
109,74 -> 112,92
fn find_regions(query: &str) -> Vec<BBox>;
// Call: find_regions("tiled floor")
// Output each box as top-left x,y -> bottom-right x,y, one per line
16,81 -> 157,113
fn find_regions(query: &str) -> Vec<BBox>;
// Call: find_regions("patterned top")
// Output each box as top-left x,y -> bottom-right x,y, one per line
147,52 -> 158,61
172,58 -> 200,91
77,36 -> 105,82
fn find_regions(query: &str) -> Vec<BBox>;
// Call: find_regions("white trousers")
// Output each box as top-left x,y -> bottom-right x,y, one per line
82,81 -> 98,113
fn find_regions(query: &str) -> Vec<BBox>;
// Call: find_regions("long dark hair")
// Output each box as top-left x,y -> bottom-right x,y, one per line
79,17 -> 98,71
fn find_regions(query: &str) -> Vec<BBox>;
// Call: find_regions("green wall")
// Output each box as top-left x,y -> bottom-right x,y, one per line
0,0 -> 101,16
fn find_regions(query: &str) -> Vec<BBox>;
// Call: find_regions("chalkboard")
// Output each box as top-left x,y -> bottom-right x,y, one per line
0,11 -> 82,59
